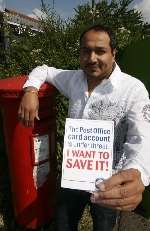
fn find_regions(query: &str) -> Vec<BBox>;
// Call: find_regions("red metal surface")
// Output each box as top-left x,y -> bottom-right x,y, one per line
0,75 -> 56,99
0,75 -> 57,229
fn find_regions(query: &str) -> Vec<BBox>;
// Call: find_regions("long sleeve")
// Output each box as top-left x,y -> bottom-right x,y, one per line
122,83 -> 150,186
23,64 -> 80,98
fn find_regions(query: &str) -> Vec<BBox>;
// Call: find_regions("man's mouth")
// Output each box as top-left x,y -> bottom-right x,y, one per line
86,64 -> 99,69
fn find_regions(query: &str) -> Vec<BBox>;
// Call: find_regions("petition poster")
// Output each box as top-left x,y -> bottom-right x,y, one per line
61,118 -> 114,191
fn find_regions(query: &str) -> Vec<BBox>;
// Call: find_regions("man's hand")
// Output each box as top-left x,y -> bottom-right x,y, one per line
18,87 -> 39,128
91,169 -> 145,211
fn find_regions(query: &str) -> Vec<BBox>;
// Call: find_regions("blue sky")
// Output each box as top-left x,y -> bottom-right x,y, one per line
1,0 -> 150,22
4,0 -> 92,18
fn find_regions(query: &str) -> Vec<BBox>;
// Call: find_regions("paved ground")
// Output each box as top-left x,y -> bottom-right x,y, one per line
114,211 -> 150,231
79,207 -> 150,231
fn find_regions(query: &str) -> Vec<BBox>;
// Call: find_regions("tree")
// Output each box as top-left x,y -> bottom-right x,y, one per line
1,0 -> 149,78
70,0 -> 150,50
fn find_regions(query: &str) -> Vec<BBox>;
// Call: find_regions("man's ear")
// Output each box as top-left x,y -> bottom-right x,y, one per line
112,48 -> 117,58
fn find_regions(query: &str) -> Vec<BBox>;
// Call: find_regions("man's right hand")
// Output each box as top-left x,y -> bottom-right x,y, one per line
18,87 -> 39,128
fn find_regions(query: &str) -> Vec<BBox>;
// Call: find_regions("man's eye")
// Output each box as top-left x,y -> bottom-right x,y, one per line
81,49 -> 91,54
80,48 -> 106,55
96,50 -> 105,55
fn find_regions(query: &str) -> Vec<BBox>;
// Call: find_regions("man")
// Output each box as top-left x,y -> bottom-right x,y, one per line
18,25 -> 150,231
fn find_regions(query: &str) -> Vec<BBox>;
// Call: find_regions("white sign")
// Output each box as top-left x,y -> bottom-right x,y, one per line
61,118 -> 114,192
33,134 -> 49,163
33,162 -> 50,189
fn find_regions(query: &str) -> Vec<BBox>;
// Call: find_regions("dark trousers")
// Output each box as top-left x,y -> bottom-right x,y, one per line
54,188 -> 117,231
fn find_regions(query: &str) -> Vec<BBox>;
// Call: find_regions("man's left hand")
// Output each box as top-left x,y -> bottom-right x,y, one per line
90,169 -> 145,211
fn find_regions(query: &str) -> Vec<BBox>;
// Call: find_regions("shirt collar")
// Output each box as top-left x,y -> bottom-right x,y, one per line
105,63 -> 122,89
82,63 -> 122,89
93,63 -> 122,89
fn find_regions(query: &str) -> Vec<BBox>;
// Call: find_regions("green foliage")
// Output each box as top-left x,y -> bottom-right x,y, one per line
1,0 -> 149,77
0,0 -> 150,167
55,94 -> 68,173
71,0 -> 149,51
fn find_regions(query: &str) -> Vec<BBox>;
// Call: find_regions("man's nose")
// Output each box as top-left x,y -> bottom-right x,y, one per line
89,51 -> 97,62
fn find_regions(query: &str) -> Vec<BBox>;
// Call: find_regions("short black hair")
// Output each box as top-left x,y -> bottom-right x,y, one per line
80,24 -> 117,51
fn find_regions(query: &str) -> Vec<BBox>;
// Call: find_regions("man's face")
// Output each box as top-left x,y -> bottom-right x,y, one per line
80,30 -> 116,80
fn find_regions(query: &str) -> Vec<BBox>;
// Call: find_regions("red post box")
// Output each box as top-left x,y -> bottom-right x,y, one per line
0,75 -> 57,229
